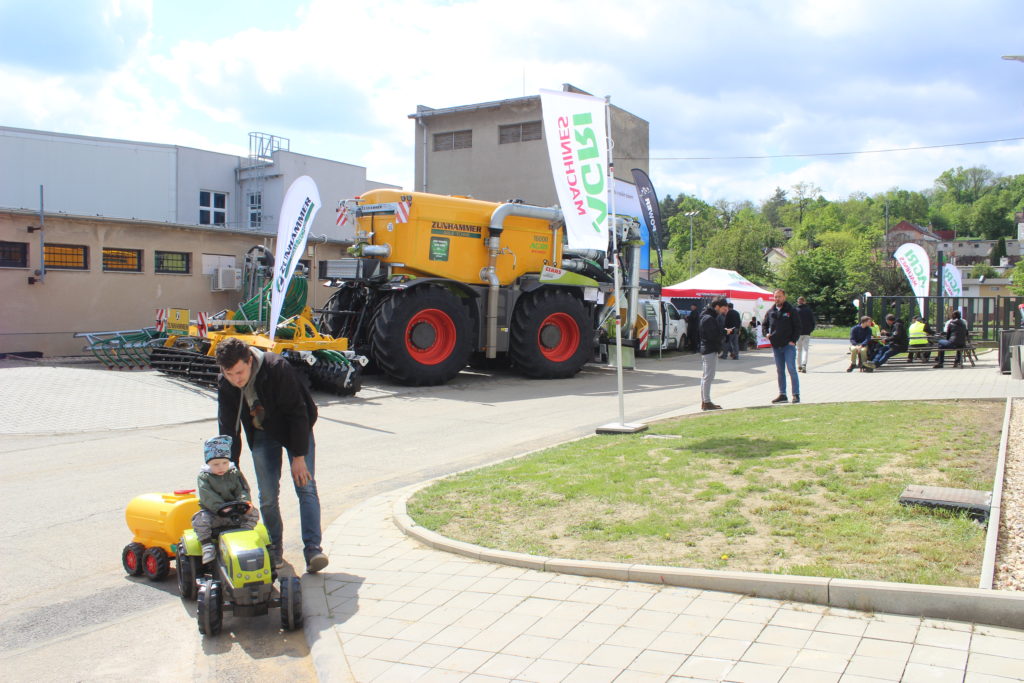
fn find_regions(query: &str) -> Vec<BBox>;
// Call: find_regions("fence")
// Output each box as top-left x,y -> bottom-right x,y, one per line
864,296 -> 1024,344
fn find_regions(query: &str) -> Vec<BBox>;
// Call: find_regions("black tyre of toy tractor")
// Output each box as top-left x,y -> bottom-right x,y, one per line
176,540 -> 200,601
122,542 -> 145,576
142,546 -> 170,581
280,576 -> 303,630
370,286 -> 471,386
509,288 -> 592,379
197,579 -> 223,636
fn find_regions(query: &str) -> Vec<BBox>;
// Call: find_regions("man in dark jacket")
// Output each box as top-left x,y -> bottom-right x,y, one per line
795,296 -> 816,373
871,313 -> 909,367
719,302 -> 742,360
933,310 -> 968,368
763,288 -> 802,404
216,337 -> 328,574
698,298 -> 730,410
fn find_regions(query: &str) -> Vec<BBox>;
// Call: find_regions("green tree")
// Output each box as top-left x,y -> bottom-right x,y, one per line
991,237 -> 1007,266
972,263 -> 999,279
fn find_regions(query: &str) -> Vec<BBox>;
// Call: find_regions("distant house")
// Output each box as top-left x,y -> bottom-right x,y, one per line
765,247 -> 789,272
885,220 -> 943,259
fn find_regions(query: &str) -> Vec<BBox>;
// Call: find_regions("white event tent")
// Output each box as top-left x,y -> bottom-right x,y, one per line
662,268 -> 775,328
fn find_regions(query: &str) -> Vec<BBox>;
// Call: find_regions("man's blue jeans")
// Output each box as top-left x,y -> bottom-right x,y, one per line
772,344 -> 799,396
251,430 -> 322,558
872,344 -> 905,367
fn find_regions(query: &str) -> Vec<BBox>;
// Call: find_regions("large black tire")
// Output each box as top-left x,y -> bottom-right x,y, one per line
280,576 -> 303,631
176,540 -> 200,601
142,547 -> 170,581
509,288 -> 592,379
122,542 -> 145,576
197,580 -> 223,636
309,359 -> 361,396
370,286 -> 472,386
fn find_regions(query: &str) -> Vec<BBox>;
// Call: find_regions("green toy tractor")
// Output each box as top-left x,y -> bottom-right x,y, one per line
177,502 -> 302,635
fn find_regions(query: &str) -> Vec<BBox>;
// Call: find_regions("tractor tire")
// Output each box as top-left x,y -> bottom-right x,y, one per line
142,547 -> 170,581
509,288 -> 592,379
370,286 -> 471,386
197,579 -> 223,635
309,359 -> 361,396
122,542 -> 145,576
176,540 -> 200,601
280,576 -> 303,631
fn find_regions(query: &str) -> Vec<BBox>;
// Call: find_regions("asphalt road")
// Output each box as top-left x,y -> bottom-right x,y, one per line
0,351 -> 763,681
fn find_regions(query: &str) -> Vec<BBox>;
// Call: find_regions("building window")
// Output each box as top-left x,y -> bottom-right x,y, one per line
200,190 -> 227,225
247,192 -> 262,229
433,129 -> 472,152
0,241 -> 29,268
44,244 -> 88,270
155,250 -> 191,274
102,247 -> 143,272
499,121 -> 542,144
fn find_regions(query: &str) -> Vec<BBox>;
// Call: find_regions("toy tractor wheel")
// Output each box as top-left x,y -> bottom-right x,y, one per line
371,286 -> 472,386
280,576 -> 303,631
197,579 -> 224,635
176,541 -> 200,601
509,288 -> 591,379
142,547 -> 170,581
122,542 -> 145,576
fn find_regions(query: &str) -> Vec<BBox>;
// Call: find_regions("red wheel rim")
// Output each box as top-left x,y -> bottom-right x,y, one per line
537,313 -> 579,362
405,308 -> 456,365
144,553 -> 157,574
126,551 -> 138,570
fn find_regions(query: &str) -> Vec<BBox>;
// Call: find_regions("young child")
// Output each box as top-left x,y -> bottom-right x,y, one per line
192,435 -> 260,563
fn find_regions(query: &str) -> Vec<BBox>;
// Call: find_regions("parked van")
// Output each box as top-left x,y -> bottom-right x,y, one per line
638,299 -> 687,354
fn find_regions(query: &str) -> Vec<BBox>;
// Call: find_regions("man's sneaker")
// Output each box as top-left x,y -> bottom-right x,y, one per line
847,364 -> 855,372
791,395 -> 800,404
799,365 -> 806,373
701,401 -> 722,411
306,551 -> 329,574
771,395 -> 788,404
201,543 -> 216,564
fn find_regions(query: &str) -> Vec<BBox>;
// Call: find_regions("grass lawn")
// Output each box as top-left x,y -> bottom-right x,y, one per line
408,400 -> 1002,587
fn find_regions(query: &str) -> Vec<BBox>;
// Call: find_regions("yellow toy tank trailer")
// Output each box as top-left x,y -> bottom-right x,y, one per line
319,190 -> 640,386
121,489 -> 200,581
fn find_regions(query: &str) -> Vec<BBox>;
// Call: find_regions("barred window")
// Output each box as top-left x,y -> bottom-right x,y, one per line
102,247 -> 143,272
433,129 -> 472,152
44,243 -> 88,270
0,241 -> 29,268
499,121 -> 542,144
200,190 -> 227,225
155,250 -> 191,274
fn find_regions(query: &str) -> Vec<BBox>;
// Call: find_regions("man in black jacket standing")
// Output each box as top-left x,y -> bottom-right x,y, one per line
216,337 -> 328,574
763,288 -> 802,404
699,298 -> 731,410
720,302 -> 742,360
795,296 -> 815,373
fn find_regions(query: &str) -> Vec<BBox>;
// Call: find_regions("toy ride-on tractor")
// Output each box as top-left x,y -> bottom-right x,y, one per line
177,501 -> 303,635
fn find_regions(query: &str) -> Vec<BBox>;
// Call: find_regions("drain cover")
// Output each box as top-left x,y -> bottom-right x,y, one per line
898,485 -> 992,520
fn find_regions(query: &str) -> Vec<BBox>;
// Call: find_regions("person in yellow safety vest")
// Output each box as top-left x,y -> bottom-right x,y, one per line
907,315 -> 934,362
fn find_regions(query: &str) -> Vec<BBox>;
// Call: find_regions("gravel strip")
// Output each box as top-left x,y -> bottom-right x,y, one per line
994,398 -> 1024,590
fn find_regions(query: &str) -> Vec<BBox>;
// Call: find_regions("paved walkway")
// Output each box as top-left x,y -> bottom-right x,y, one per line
307,346 -> 1024,683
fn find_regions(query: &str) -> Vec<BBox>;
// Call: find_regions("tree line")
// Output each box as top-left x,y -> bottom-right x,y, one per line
654,166 -> 1024,324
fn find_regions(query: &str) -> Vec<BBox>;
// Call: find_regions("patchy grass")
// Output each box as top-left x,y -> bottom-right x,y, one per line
408,400 -> 1001,586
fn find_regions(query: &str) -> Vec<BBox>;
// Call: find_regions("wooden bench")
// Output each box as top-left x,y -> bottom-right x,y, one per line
898,342 -> 978,367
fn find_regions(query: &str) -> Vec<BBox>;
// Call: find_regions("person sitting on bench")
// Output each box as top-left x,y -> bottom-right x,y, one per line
933,310 -> 968,368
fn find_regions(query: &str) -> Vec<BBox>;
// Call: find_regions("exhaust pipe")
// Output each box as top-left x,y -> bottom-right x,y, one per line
482,203 -> 564,358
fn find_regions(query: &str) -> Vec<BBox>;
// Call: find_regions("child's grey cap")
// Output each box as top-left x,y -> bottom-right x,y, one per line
204,435 -> 233,463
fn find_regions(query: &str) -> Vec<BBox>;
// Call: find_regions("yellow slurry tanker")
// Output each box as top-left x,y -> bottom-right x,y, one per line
318,190 -> 643,386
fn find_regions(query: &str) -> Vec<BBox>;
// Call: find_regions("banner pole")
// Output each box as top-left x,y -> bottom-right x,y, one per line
598,97 -> 646,434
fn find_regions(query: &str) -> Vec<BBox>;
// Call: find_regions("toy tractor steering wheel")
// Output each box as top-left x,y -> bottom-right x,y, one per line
216,501 -> 250,518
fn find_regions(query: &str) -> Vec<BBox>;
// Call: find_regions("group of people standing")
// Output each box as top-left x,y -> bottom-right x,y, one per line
698,289 -> 816,411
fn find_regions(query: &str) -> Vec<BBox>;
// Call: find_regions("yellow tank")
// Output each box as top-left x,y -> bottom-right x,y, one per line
125,489 -> 200,555
356,189 -> 562,285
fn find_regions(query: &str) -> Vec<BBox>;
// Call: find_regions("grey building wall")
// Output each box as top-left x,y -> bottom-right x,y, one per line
410,87 -> 649,207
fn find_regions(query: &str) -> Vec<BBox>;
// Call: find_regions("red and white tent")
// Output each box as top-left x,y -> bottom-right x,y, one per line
661,268 -> 773,300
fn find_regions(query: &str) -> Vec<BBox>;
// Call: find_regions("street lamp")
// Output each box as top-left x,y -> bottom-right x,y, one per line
684,210 -> 699,278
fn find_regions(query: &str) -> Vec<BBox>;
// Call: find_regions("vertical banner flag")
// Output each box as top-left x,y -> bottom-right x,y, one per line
613,179 -> 650,270
629,168 -> 664,274
269,175 -> 321,341
539,89 -> 609,251
941,263 -> 963,297
893,243 -> 931,317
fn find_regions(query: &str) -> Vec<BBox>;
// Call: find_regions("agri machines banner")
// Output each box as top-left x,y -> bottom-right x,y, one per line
893,243 -> 930,317
539,89 -> 609,251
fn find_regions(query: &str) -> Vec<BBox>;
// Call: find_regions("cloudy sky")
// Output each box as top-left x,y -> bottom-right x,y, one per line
1,0 -> 1021,205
